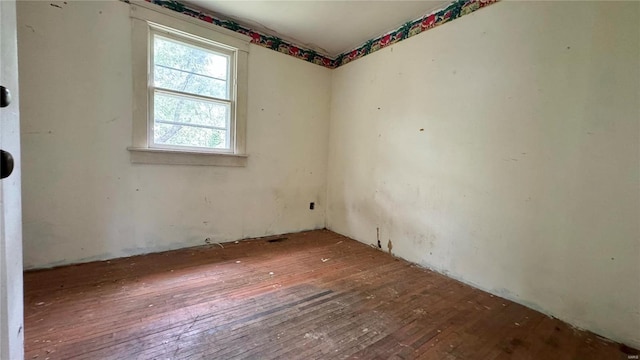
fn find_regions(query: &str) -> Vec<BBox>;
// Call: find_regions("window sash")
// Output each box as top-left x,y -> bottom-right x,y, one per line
148,28 -> 237,153
153,86 -> 232,106
155,63 -> 227,83
150,90 -> 232,152
155,119 -> 226,131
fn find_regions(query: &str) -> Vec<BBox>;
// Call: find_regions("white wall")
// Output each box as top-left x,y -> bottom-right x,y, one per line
17,0 -> 331,269
327,1 -> 639,348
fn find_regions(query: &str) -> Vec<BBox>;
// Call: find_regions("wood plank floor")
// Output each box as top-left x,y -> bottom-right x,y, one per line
24,230 -> 636,360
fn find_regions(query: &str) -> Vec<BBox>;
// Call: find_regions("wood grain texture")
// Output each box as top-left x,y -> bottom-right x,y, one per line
24,230 -> 636,359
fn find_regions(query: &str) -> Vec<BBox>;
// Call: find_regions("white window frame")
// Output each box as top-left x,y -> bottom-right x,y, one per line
149,28 -> 236,153
128,1 -> 249,166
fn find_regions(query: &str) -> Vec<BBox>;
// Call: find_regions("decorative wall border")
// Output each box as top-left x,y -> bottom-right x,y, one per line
334,0 -> 498,67
143,0 -> 336,68
141,0 -> 498,69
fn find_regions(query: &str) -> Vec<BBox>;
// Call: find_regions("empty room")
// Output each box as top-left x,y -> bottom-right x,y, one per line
0,0 -> 638,358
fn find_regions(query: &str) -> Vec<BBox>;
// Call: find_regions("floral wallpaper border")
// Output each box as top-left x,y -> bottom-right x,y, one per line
142,0 -> 337,68
141,0 -> 498,69
334,0 -> 498,67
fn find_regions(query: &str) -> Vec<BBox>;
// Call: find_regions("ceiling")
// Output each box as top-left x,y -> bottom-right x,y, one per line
184,1 -> 451,57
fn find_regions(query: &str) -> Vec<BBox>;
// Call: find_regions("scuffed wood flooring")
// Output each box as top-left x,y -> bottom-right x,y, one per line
24,230 -> 636,359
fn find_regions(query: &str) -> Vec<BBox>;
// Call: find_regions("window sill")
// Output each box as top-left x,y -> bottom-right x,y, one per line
127,147 -> 248,167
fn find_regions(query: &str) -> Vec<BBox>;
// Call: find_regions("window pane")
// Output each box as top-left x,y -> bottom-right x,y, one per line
154,123 -> 228,150
153,35 -> 229,99
153,91 -> 230,150
154,92 -> 229,128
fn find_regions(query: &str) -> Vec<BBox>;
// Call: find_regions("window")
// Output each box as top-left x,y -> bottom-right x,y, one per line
151,31 -> 234,151
129,2 -> 249,166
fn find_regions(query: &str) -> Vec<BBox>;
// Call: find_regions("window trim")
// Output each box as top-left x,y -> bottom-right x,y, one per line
129,1 -> 249,166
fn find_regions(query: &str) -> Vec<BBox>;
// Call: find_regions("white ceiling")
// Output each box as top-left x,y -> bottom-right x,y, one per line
185,1 -> 451,57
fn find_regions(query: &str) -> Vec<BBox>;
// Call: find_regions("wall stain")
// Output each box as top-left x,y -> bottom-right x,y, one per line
23,130 -> 53,135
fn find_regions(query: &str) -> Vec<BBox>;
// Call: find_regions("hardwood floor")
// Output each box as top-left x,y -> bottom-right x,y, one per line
24,230 -> 635,359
